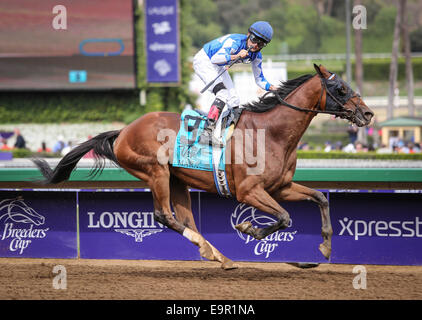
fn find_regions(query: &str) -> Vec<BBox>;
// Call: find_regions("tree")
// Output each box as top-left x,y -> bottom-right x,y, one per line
282,4 -> 320,53
189,0 -> 222,48
387,2 -> 402,120
410,27 -> 422,52
354,0 -> 367,144
400,0 -> 415,116
353,0 -> 363,96
312,0 -> 334,16
387,0 -> 415,119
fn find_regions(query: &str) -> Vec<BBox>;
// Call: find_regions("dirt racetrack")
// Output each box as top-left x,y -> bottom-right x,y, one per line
0,258 -> 421,300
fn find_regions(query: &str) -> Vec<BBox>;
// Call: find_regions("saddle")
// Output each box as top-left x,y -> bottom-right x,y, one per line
172,107 -> 244,198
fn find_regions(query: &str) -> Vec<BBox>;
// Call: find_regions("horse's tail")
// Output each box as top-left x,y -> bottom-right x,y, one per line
32,130 -> 120,185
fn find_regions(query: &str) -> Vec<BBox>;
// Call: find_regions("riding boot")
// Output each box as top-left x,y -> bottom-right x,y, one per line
231,106 -> 243,126
200,98 -> 225,146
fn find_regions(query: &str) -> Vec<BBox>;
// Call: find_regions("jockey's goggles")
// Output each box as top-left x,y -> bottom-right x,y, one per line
249,33 -> 268,48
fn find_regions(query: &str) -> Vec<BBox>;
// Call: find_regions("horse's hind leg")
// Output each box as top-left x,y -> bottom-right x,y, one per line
275,182 -> 333,259
170,175 -> 237,270
121,163 -> 224,267
169,175 -> 198,232
149,170 -> 212,255
146,166 -> 237,269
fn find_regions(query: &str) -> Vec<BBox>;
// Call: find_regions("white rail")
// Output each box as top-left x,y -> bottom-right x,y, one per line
265,52 -> 422,61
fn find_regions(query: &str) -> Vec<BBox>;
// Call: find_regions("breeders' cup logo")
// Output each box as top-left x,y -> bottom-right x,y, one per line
0,197 -> 49,254
230,203 -> 297,258
87,211 -> 165,243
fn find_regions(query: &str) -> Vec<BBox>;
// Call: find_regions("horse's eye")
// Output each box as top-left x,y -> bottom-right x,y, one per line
337,86 -> 347,96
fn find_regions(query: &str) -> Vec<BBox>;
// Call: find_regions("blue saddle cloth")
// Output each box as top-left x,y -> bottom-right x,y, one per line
172,109 -> 227,172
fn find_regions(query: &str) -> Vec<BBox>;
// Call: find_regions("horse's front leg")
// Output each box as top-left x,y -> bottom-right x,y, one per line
235,184 -> 291,240
273,182 -> 332,259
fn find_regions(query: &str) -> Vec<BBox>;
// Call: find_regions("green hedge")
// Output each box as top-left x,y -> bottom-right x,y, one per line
288,67 -> 344,80
4,149 -> 422,160
0,91 -> 142,124
0,149 -> 60,158
301,133 -> 349,148
297,150 -> 422,160
350,58 -> 422,81
287,58 -> 422,81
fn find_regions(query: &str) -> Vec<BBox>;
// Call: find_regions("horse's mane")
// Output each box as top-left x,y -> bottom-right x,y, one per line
242,74 -> 314,113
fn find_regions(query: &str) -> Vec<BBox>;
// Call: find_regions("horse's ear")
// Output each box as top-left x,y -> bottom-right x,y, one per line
314,64 -> 324,77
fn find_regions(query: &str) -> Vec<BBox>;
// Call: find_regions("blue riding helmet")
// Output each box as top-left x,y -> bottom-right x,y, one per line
248,21 -> 273,43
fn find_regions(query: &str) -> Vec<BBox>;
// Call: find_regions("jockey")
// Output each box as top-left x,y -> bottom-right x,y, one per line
193,21 -> 277,146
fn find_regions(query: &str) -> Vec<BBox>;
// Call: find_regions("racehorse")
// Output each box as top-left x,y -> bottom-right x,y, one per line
32,64 -> 374,269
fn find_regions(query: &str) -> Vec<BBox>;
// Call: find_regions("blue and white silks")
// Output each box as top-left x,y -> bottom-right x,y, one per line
202,33 -> 272,91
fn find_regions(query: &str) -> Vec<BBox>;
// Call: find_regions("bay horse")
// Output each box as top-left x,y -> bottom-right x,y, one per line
33,64 -> 374,269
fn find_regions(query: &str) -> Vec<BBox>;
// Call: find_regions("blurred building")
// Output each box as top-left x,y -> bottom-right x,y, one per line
379,116 -> 422,146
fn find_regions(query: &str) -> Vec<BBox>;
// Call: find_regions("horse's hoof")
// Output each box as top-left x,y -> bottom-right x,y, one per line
199,243 -> 215,261
221,260 -> 238,270
235,221 -> 253,233
319,243 -> 331,259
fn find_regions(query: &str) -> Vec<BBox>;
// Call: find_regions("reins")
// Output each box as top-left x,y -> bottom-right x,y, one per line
267,74 -> 361,118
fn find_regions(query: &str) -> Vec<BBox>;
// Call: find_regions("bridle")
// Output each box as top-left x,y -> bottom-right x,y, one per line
269,73 -> 365,120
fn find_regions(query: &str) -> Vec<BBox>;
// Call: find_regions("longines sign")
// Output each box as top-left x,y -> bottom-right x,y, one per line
78,192 -> 200,260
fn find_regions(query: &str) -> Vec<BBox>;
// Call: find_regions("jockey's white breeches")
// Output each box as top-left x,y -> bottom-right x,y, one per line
193,48 -> 240,109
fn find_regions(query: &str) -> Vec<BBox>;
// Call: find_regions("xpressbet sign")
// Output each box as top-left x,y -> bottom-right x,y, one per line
338,216 -> 422,240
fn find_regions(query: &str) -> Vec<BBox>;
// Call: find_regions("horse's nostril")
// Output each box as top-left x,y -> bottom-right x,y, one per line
365,111 -> 374,120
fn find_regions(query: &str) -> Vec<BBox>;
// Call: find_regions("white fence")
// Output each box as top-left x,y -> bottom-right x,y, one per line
265,52 -> 422,61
